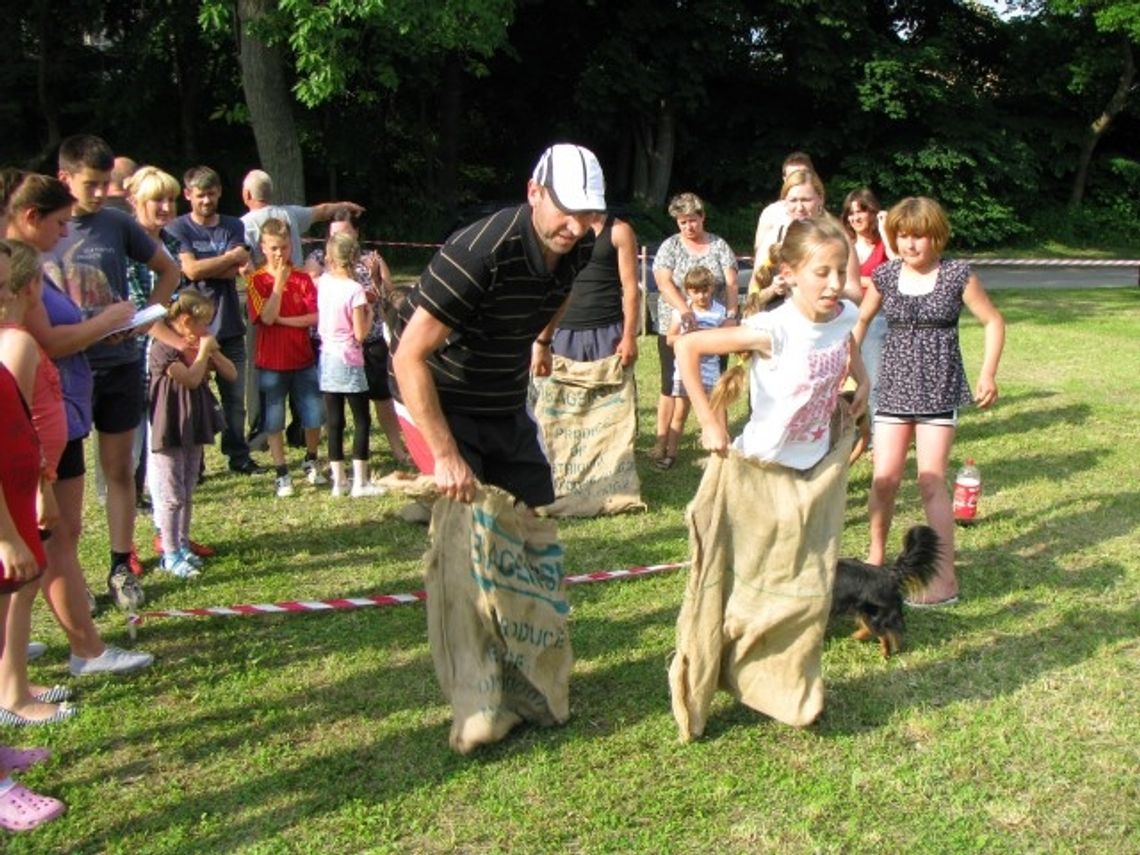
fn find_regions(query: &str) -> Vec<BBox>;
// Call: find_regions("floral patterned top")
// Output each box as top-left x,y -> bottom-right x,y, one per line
652,233 -> 737,332
872,258 -> 974,414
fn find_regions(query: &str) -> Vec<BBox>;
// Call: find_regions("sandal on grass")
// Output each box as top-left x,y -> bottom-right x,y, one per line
0,746 -> 50,773
0,783 -> 65,832
32,686 -> 73,704
652,455 -> 675,470
0,702 -> 77,727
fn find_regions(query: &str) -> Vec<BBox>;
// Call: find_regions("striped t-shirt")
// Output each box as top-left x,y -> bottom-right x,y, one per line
392,204 -> 594,415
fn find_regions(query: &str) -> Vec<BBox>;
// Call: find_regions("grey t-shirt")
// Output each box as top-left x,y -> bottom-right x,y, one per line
241,205 -> 315,267
45,207 -> 158,369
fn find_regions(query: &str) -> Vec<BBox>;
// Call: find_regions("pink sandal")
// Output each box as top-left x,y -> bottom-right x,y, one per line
0,782 -> 66,831
0,745 -> 50,773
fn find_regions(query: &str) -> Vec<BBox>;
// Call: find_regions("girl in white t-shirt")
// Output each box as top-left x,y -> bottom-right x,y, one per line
675,218 -> 868,470
317,232 -> 383,497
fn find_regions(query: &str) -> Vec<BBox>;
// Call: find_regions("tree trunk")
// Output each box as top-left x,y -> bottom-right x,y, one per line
171,25 -> 200,164
236,0 -> 305,203
631,99 -> 675,209
30,0 -> 61,170
438,53 -> 463,227
647,100 -> 675,208
1069,36 -> 1135,208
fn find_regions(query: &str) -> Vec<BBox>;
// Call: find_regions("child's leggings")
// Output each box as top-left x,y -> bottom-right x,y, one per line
324,391 -> 371,461
149,444 -> 204,554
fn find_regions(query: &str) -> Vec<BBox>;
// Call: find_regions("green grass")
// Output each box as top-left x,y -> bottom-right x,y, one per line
11,289 -> 1140,853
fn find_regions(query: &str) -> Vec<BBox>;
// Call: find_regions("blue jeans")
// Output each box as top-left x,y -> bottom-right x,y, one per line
216,334 -> 252,467
258,363 -> 324,433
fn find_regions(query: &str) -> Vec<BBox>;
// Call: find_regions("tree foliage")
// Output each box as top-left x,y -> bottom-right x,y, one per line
1,0 -> 1138,247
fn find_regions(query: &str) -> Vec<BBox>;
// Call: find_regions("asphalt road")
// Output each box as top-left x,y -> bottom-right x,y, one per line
967,263 -> 1139,290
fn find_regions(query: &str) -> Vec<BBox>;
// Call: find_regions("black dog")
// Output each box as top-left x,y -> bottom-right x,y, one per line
831,525 -> 941,657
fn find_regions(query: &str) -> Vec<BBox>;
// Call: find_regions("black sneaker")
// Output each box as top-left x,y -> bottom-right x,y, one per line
229,460 -> 266,476
107,565 -> 146,612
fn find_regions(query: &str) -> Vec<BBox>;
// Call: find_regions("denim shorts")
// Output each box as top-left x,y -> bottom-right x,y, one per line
258,364 -> 325,433
320,352 -> 368,395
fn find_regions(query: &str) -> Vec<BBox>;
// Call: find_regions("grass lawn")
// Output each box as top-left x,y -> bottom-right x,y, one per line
10,288 -> 1139,854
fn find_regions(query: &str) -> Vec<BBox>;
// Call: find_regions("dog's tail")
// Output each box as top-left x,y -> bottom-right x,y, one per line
891,525 -> 941,595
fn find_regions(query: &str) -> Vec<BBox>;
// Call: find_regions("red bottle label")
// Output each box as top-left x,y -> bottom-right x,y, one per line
953,477 -> 981,521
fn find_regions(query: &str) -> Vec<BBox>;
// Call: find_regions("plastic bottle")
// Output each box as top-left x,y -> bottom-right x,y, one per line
952,458 -> 982,525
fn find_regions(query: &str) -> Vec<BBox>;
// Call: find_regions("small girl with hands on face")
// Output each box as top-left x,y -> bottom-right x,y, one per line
148,290 -> 232,578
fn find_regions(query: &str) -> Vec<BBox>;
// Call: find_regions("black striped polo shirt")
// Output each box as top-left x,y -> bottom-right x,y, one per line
392,204 -> 595,415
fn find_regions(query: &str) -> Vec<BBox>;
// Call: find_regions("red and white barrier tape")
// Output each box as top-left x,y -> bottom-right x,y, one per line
131,560 -> 688,623
959,257 -> 1140,267
299,236 -> 1140,270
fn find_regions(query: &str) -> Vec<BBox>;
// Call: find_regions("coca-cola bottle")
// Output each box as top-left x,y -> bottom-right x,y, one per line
953,459 -> 982,525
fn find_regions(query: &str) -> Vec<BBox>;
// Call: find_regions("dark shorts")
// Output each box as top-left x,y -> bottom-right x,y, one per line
91,360 -> 145,434
397,403 -> 554,508
551,320 -> 623,362
56,437 -> 87,481
363,337 -> 393,402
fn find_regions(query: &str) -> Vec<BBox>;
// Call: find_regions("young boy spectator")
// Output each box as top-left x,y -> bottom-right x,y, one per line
657,267 -> 730,469
246,218 -> 325,497
46,134 -> 180,592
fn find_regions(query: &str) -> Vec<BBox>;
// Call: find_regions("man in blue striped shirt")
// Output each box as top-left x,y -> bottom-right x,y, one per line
392,144 -> 606,508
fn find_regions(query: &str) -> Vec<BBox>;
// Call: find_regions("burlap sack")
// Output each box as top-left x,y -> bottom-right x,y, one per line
531,353 -> 645,517
668,418 -> 854,739
425,484 -> 573,753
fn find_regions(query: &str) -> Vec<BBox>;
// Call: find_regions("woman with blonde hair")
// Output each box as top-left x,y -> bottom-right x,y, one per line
751,171 -> 863,310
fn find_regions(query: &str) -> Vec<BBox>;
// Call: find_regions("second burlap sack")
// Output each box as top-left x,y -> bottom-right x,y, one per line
531,353 -> 645,517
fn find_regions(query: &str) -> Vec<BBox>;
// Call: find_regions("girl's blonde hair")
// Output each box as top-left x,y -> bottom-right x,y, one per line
0,239 -> 41,295
167,289 -> 215,325
711,217 -> 849,413
125,165 -> 180,203
882,196 -> 950,254
325,231 -> 360,271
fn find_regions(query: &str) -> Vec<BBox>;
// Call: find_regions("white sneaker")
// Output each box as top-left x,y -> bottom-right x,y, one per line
302,459 -> 328,485
70,644 -> 154,677
275,475 -> 295,497
27,641 -> 48,661
330,481 -> 349,497
350,483 -> 387,498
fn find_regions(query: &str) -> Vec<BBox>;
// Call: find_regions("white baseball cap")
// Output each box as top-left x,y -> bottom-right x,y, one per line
531,144 -> 606,213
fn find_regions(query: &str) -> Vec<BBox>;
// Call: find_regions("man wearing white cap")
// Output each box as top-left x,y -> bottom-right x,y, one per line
391,143 -> 606,508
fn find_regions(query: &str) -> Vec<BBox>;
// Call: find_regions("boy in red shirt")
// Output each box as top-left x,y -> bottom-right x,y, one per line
246,218 -> 325,497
